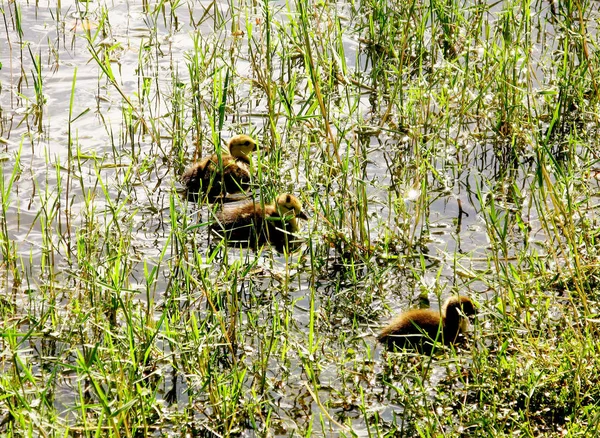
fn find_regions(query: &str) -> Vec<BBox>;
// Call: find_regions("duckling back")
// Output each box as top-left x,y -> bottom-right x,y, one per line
182,135 -> 257,202
377,308 -> 444,351
378,295 -> 475,353
211,196 -> 307,252
182,155 -> 251,202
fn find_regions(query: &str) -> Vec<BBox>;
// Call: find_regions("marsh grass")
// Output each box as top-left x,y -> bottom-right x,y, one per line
2,0 -> 600,435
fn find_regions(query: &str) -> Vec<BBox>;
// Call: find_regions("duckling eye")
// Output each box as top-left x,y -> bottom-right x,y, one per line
286,195 -> 291,203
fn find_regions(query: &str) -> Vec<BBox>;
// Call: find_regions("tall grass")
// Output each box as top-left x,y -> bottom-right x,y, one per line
2,0 -> 600,435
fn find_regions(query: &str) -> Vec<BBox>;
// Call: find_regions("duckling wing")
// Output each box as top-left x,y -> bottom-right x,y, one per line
378,309 -> 444,351
211,201 -> 265,245
210,201 -> 305,252
202,155 -> 252,195
181,156 -> 226,201
181,160 -> 211,201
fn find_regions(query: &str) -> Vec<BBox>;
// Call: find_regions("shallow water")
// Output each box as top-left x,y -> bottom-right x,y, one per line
2,0 -> 600,435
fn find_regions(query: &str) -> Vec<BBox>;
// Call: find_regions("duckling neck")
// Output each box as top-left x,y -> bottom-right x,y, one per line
275,209 -> 300,232
442,306 -> 465,336
230,149 -> 251,163
287,217 -> 299,232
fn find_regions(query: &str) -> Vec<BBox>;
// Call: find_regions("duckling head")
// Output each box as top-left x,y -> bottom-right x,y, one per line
443,295 -> 477,333
227,134 -> 257,160
276,194 -> 309,220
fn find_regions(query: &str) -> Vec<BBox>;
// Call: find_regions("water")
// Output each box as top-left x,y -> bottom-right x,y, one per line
1,0 -> 597,435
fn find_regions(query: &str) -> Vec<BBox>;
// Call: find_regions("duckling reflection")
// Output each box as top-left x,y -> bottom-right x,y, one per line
378,295 -> 476,352
211,194 -> 308,252
182,134 -> 258,202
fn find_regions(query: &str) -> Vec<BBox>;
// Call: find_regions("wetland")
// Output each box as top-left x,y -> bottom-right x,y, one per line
2,0 -> 600,436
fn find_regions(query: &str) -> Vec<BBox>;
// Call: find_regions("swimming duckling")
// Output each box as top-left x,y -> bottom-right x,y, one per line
378,295 -> 476,352
182,134 -> 258,202
211,194 -> 309,252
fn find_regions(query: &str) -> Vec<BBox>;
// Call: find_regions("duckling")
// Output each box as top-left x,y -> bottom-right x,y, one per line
182,134 -> 258,202
211,194 -> 309,252
378,295 -> 476,352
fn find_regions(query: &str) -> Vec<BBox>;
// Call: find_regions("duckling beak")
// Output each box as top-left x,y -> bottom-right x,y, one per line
297,210 -> 309,220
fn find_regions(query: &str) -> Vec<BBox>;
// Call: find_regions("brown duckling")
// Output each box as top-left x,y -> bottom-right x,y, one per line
378,295 -> 476,352
182,134 -> 258,202
211,194 -> 309,252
